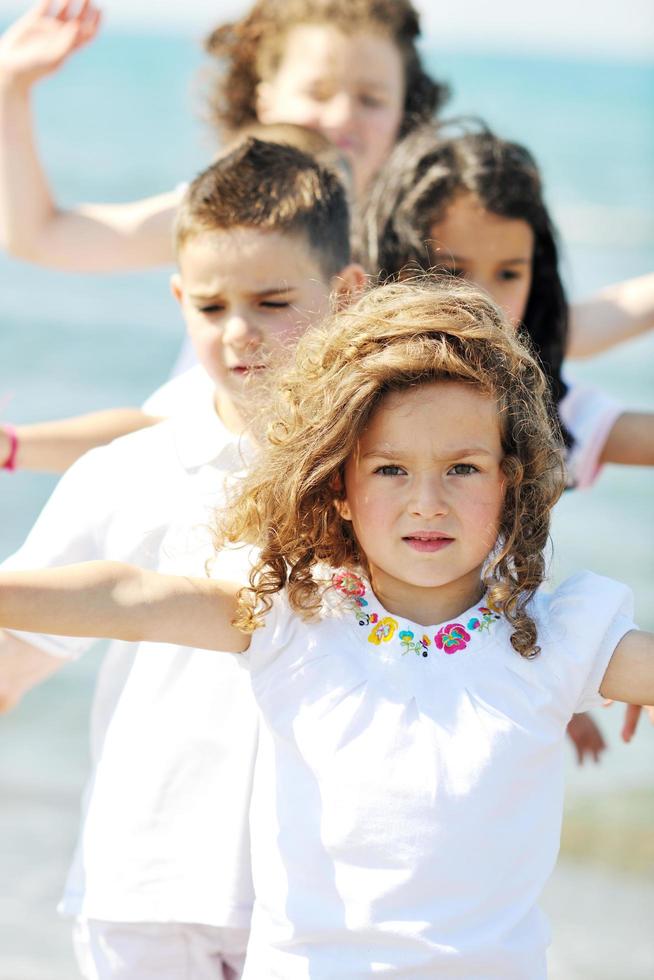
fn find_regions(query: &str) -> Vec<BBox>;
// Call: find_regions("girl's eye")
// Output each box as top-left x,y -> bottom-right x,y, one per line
359,93 -> 385,108
261,301 -> 291,309
498,269 -> 522,281
449,463 -> 478,476
375,464 -> 406,476
198,304 -> 224,314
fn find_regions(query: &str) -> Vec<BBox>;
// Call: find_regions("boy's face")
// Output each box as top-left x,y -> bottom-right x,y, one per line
173,228 -> 341,432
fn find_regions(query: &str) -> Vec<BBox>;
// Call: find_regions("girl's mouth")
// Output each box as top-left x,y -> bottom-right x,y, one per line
402,534 -> 454,553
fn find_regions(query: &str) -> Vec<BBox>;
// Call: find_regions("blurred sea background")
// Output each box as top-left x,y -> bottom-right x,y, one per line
0,1 -> 653,977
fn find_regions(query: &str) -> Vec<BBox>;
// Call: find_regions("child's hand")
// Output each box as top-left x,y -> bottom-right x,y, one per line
566,712 -> 606,765
620,703 -> 654,743
0,0 -> 101,90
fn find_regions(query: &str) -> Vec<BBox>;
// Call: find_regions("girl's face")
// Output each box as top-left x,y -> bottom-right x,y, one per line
340,381 -> 505,624
429,193 -> 534,325
256,24 -> 405,198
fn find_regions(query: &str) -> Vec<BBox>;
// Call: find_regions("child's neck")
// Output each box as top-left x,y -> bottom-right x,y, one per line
213,390 -> 249,437
369,566 -> 486,627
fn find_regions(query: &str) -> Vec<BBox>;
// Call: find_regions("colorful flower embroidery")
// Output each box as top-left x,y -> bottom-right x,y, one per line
467,605 -> 502,633
368,617 -> 398,645
332,570 -> 366,598
435,624 -> 471,653
331,570 -> 500,659
399,629 -> 431,658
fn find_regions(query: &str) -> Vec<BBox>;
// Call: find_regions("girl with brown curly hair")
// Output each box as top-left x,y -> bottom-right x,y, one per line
1,279 -> 652,976
0,0 -> 447,271
356,124 -> 654,489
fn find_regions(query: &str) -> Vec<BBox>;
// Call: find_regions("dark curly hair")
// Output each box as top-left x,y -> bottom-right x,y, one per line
219,279 -> 565,659
355,123 -> 572,444
203,0 -> 449,138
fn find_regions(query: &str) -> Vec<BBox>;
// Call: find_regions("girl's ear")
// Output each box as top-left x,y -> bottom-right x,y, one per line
331,471 -> 353,521
170,273 -> 184,305
334,497 -> 353,522
331,264 -> 367,310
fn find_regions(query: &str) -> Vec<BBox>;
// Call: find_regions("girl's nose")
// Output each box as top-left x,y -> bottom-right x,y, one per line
470,275 -> 497,308
409,476 -> 448,518
321,92 -> 356,138
223,313 -> 261,350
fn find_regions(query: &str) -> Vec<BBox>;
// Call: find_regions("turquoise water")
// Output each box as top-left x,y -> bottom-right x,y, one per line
0,29 -> 652,977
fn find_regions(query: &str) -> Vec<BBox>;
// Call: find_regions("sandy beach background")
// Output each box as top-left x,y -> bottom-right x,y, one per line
0,5 -> 653,977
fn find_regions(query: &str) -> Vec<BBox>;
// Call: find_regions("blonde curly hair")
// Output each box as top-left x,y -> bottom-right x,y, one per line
219,279 -> 565,658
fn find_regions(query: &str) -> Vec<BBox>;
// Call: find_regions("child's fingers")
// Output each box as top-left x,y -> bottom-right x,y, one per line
32,1 -> 54,18
74,7 -> 101,45
621,703 -> 642,743
54,0 -> 76,22
75,0 -> 98,25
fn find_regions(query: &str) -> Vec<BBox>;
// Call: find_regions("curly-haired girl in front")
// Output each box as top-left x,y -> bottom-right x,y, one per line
1,280 -> 651,979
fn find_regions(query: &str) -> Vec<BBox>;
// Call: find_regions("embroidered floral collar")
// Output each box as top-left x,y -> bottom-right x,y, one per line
331,570 -> 501,658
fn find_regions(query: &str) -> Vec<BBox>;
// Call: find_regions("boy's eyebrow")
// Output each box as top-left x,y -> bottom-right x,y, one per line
189,285 -> 298,301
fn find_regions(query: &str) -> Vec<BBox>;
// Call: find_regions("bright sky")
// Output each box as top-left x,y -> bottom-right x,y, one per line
3,0 -> 654,58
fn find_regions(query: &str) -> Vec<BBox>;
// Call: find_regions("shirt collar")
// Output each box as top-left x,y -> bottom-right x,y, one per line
330,569 -> 502,659
171,393 -> 254,472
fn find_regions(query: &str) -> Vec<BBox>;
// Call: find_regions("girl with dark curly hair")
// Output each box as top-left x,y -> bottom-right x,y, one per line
0,0 -> 447,270
356,124 -> 654,489
1,279 -> 651,978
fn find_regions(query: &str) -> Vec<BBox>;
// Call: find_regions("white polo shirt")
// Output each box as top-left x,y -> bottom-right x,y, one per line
241,570 -> 635,978
143,363 -> 212,418
3,385 -> 258,927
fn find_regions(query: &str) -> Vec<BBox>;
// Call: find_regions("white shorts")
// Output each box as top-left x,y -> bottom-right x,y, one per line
72,918 -> 248,980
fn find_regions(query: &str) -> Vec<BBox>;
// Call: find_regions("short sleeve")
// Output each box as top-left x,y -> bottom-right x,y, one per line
559,382 -> 623,489
1,448 -> 120,659
242,592 -> 297,677
542,571 -> 637,714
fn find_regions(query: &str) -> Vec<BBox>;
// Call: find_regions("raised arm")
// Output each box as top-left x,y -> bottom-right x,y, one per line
0,562 -> 249,654
600,630 -> 654,707
0,1 -> 178,270
0,408 -> 161,474
568,273 -> 654,359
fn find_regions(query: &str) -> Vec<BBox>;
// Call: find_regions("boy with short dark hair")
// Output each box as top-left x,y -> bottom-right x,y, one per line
0,138 -> 364,979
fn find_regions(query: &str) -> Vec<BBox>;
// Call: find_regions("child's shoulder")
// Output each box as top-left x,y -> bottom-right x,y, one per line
531,571 -> 635,650
503,573 -> 637,717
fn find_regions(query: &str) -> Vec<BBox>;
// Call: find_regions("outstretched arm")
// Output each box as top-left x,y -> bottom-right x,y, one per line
0,2 -> 178,270
0,408 -> 161,474
568,273 -> 654,359
600,630 -> 654,707
599,412 -> 654,468
0,562 -> 249,654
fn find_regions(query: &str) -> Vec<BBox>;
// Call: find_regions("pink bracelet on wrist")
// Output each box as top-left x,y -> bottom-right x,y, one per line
1,423 -> 19,471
